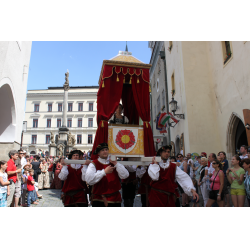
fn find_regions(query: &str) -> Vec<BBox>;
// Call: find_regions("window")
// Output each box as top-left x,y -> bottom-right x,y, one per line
58,103 -> 62,112
57,119 -> 61,128
78,118 -> 82,127
68,103 -> 72,112
89,103 -> 93,111
31,135 -> 37,144
88,134 -> 93,144
45,135 -> 50,144
67,118 -> 72,127
33,119 -> 38,128
47,119 -> 51,128
34,104 -> 39,112
77,135 -> 82,144
162,89 -> 165,109
88,118 -> 93,127
157,95 -> 161,114
171,73 -> 175,96
48,103 -> 52,112
78,103 -> 83,111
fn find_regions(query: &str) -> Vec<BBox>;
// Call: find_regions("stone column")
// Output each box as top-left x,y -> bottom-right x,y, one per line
62,71 -> 70,127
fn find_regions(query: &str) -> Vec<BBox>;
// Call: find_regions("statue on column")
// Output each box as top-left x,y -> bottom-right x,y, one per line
58,144 -> 64,156
50,131 -> 55,144
68,132 -> 73,145
64,71 -> 70,91
72,134 -> 76,146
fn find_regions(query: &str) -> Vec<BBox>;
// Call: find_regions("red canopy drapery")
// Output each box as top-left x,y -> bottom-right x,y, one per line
91,64 -> 155,160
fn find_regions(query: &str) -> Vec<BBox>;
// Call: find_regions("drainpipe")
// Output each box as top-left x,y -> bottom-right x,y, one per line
160,49 -> 171,144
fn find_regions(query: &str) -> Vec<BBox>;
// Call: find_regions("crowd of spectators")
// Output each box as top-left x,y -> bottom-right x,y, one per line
0,149 -> 66,207
174,145 -> 250,207
0,145 -> 249,207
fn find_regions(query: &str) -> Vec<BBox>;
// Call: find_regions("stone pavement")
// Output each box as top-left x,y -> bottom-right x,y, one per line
31,189 -> 142,207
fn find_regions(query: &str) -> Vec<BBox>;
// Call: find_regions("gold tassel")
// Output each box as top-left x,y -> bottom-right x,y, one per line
123,75 -> 125,83
102,79 -> 105,88
149,84 -> 151,93
137,76 -> 139,83
129,76 -> 132,84
117,74 -> 119,82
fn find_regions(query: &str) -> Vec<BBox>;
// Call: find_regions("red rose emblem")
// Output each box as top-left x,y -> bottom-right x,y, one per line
115,130 -> 136,150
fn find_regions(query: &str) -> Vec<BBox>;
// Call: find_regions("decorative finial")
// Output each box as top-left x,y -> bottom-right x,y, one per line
125,41 -> 128,52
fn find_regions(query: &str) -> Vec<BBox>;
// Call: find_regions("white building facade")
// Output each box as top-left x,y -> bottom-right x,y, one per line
22,86 -> 99,155
0,41 -> 32,160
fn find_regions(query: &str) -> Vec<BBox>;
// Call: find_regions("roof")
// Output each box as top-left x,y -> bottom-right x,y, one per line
109,51 -> 145,64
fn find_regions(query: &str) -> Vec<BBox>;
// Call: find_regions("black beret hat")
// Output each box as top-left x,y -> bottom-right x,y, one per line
94,143 -> 109,155
156,145 -> 172,156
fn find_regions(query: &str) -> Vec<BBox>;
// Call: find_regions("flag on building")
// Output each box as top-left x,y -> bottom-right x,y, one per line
168,112 -> 179,124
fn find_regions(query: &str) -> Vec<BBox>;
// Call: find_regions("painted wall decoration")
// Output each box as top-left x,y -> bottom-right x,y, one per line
108,125 -> 144,156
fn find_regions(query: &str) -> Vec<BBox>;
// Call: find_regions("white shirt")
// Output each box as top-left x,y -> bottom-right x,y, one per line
125,165 -> 137,172
21,157 -> 27,169
148,160 -> 195,196
58,164 -> 87,181
85,157 -> 129,186
240,154 -> 248,159
208,165 -> 215,176
136,166 -> 147,179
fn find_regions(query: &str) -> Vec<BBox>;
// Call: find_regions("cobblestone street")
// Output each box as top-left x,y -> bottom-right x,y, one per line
31,189 -> 142,207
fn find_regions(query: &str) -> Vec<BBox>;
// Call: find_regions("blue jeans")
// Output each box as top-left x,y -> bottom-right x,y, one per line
27,191 -> 36,207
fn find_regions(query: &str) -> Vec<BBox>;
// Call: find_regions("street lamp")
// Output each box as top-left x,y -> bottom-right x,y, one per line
169,97 -> 185,119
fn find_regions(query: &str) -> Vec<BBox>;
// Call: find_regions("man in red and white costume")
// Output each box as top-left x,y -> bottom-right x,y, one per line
148,145 -> 199,207
86,143 -> 129,207
59,150 -> 91,207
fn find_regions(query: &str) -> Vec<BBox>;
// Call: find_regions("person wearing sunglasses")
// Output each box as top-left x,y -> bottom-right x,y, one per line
206,159 -> 224,207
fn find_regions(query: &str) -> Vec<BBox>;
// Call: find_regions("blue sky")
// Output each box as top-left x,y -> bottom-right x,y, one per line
27,41 -> 151,90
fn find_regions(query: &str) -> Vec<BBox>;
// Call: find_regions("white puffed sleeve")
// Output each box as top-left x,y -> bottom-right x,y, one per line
58,165 -> 69,181
81,165 -> 88,181
148,164 -> 160,181
125,165 -> 137,172
176,166 -> 195,196
136,166 -> 146,178
124,116 -> 129,124
115,163 -> 129,179
85,163 -> 106,185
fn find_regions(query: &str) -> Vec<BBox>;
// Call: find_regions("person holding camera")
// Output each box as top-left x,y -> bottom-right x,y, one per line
0,160 -> 12,207
6,150 -> 22,207
226,155 -> 246,207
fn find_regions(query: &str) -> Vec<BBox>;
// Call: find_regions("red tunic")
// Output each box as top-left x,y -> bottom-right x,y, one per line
138,167 -> 151,194
62,165 -> 88,206
92,160 -> 122,203
149,162 -> 177,207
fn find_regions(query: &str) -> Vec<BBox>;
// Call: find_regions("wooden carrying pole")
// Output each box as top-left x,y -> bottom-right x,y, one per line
64,156 -> 161,166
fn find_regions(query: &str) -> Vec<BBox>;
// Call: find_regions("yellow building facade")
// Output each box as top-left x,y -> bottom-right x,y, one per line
152,41 -> 249,161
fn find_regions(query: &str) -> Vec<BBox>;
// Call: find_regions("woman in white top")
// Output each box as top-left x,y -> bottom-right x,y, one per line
109,104 -> 129,124
0,160 -> 11,207
198,157 -> 209,207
